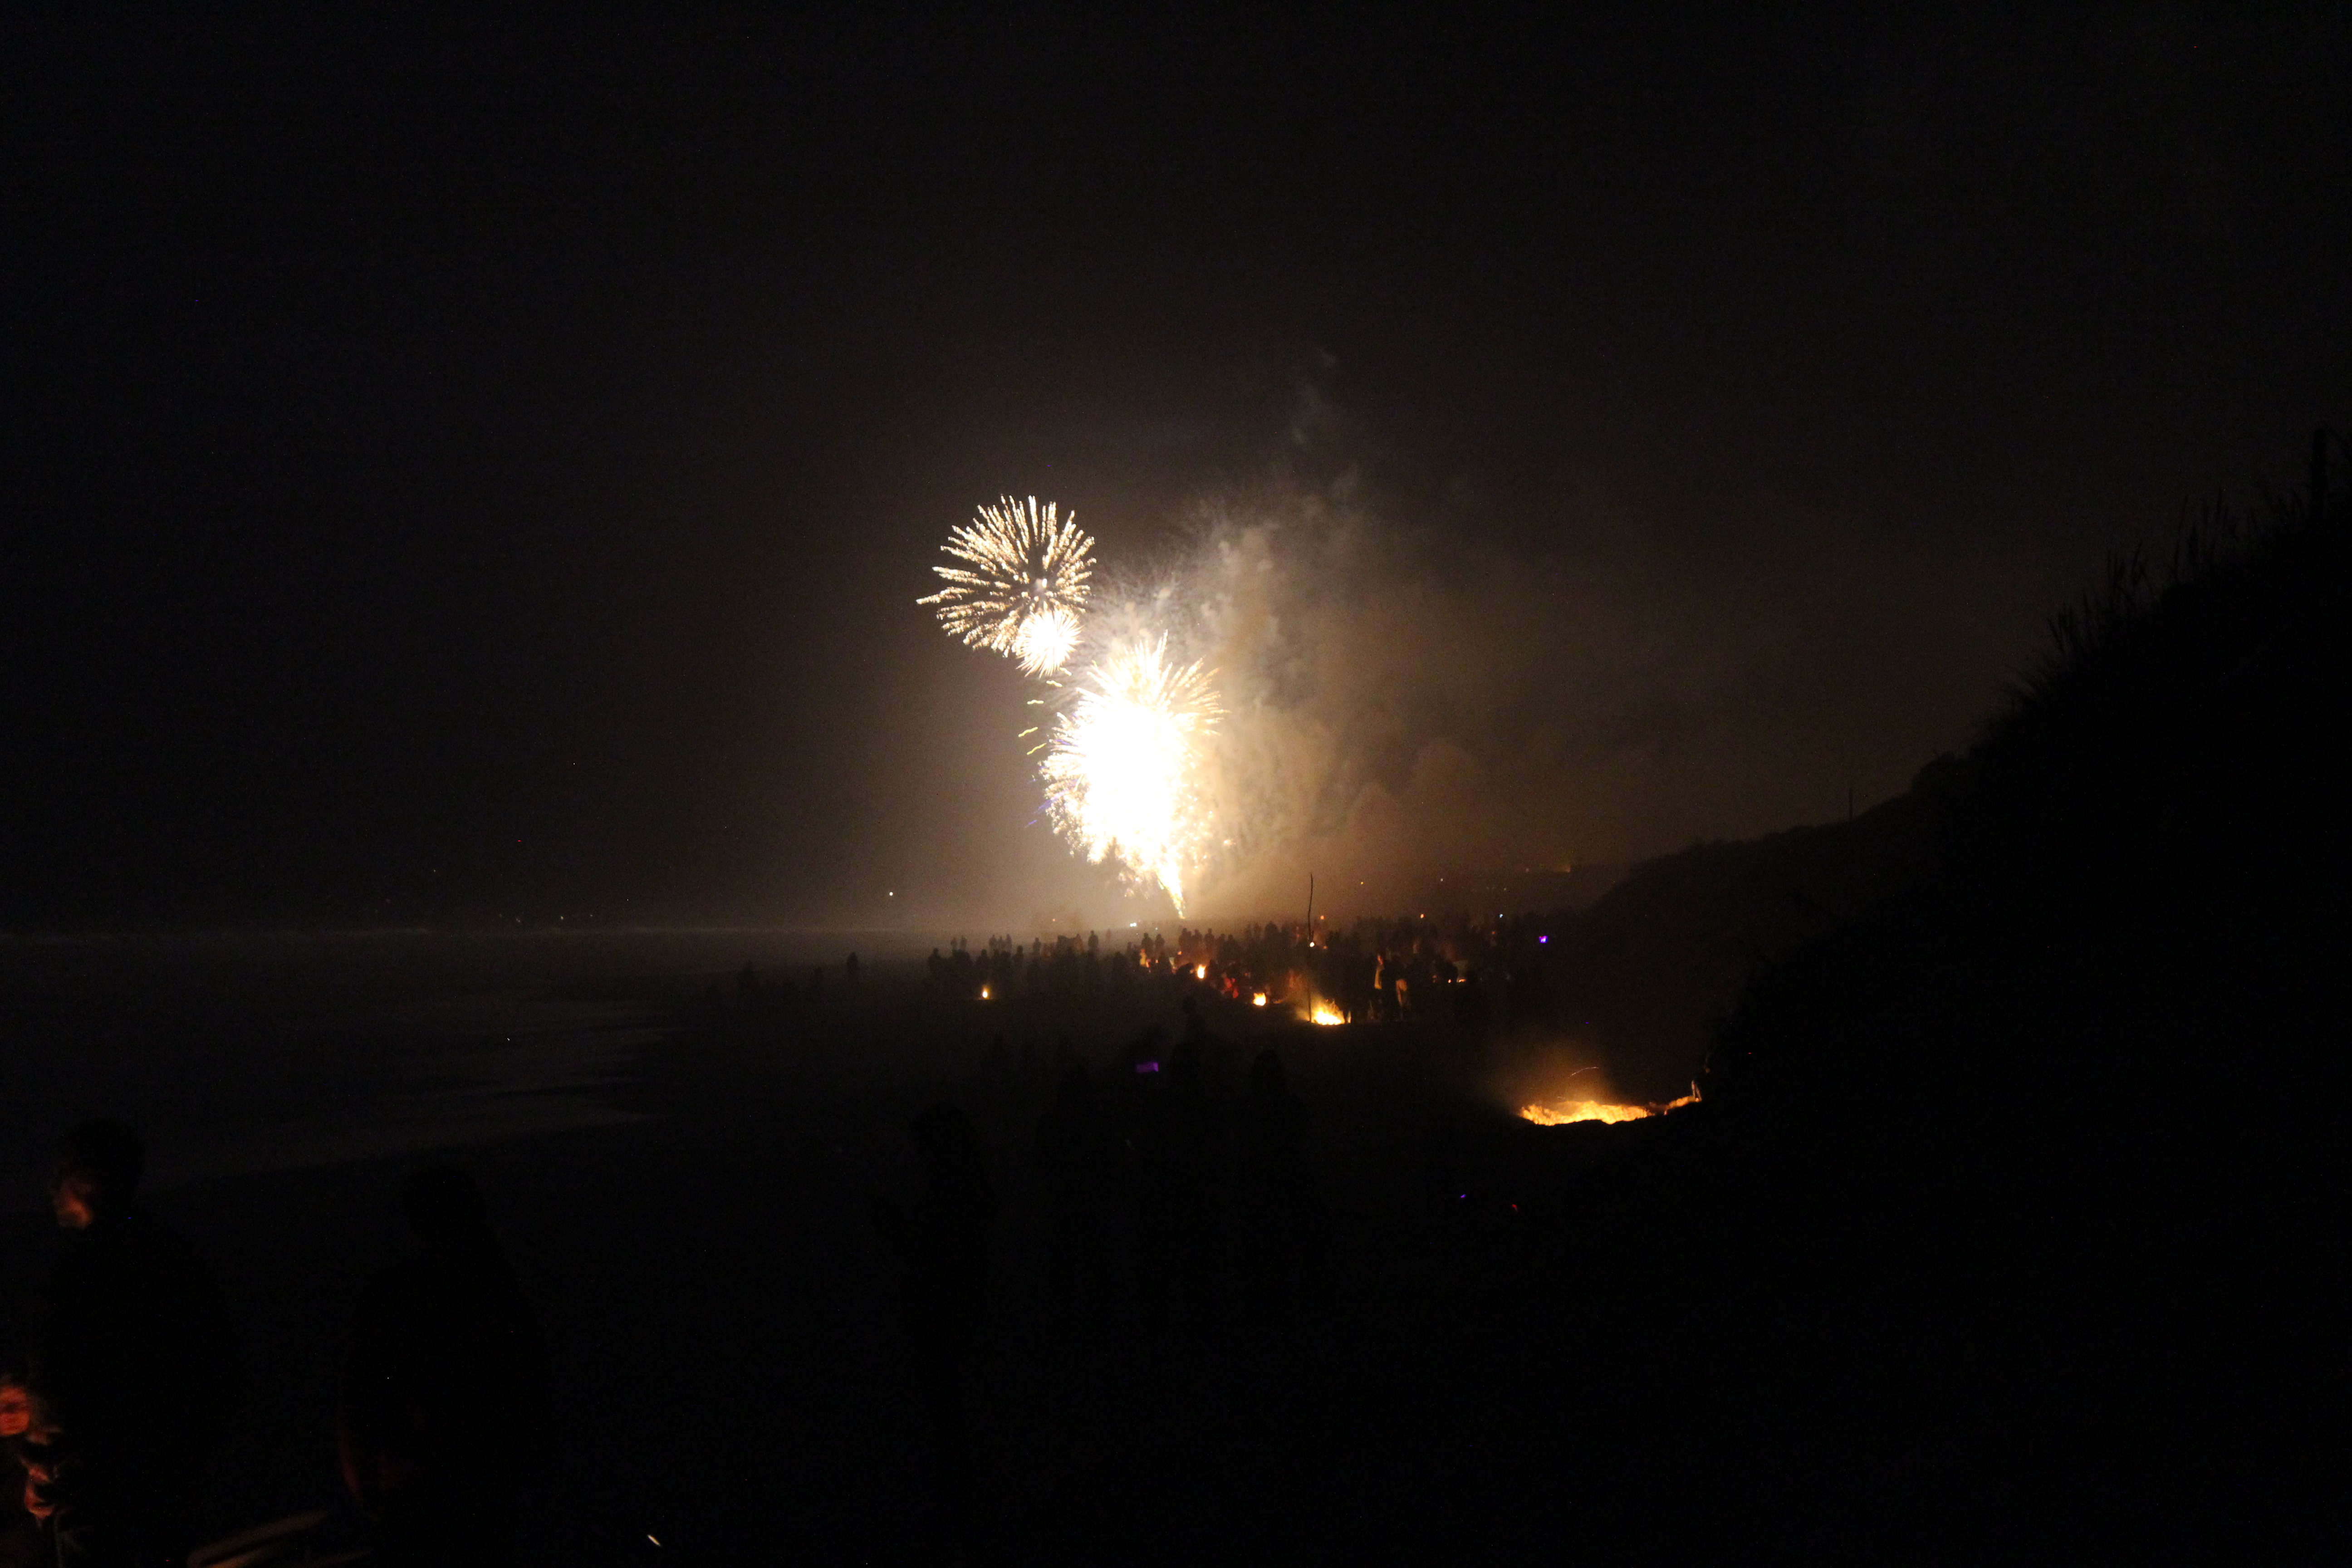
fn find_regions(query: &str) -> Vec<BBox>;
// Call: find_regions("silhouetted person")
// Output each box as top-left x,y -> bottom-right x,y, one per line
20,1120 -> 234,1568
1034,1066 -> 1112,1321
339,1166 -> 549,1567
1178,995 -> 1209,1052
0,1377 -> 41,1568
871,1105 -> 994,1510
1235,1050 -> 1323,1311
1134,1040 -> 1218,1329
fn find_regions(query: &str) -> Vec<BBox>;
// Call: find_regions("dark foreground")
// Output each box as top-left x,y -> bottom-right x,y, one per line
2,932 -> 2338,1565
0,941 -> 1645,1565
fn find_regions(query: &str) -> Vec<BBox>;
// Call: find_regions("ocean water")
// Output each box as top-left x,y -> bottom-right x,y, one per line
0,928 -> 924,1210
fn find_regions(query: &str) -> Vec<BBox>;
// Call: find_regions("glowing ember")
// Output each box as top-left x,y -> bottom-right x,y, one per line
1518,1091 -> 1700,1126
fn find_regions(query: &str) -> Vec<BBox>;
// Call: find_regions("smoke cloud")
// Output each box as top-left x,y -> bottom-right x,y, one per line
1078,459 -> 2025,922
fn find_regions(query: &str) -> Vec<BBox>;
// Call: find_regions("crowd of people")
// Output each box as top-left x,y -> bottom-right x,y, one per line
0,913 -> 1588,1563
0,991 -> 1334,1563
923,912 -> 1571,1029
877,1000 -> 1326,1517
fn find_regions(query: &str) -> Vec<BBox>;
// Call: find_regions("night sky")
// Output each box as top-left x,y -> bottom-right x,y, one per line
7,4 -> 2348,929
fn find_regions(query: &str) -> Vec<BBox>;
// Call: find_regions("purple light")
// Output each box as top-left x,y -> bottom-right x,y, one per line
1136,1061 -> 1161,1074
1539,934 -> 1548,944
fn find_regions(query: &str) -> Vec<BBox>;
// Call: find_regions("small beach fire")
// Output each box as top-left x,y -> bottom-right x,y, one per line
1518,1091 -> 1699,1127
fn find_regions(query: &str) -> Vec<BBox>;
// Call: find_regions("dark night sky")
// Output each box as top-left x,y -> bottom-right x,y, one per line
5,3 -> 2348,929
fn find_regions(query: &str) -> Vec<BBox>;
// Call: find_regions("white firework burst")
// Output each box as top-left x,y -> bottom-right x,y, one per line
920,496 -> 1095,676
1040,633 -> 1220,913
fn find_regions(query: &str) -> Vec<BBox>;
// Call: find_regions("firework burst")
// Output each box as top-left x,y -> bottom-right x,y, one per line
920,496 -> 1095,676
1042,633 -> 1220,912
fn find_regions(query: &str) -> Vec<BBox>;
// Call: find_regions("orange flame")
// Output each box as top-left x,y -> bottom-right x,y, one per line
1518,1091 -> 1698,1126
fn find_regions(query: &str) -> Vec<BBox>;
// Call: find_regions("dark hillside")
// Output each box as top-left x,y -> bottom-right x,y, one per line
1717,485 -> 2347,1122
1485,475 -> 2349,1559
1553,786 -> 1939,1099
1327,468 -> 2351,1566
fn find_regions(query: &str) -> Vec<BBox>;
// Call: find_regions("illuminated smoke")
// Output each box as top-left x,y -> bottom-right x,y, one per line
1040,633 -> 1221,912
920,496 -> 1096,676
919,475 -> 1577,917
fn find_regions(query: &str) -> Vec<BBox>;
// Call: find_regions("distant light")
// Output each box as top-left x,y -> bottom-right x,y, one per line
1136,1060 -> 1160,1074
978,986 -> 990,1000
1539,935 -> 1548,944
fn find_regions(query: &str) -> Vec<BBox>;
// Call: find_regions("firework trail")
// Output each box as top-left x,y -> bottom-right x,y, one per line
1041,632 -> 1221,912
919,496 -> 1095,676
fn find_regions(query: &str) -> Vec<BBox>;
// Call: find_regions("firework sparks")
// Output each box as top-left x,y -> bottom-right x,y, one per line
920,496 -> 1095,676
1041,633 -> 1220,912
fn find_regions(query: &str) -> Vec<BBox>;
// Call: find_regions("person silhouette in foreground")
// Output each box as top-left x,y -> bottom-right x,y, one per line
20,1120 -> 235,1568
1034,1066 -> 1112,1324
339,1166 -> 549,1567
1235,1049 -> 1323,1316
0,1377 -> 45,1568
872,1105 -> 995,1512
1134,1039 -> 1218,1332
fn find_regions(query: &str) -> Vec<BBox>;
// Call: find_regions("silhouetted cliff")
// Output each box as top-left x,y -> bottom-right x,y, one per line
1593,474 -> 2352,1558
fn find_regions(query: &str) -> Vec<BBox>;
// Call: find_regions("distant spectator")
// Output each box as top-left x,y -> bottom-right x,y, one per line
1235,1049 -> 1323,1308
1135,1040 -> 1218,1328
1034,1066 -> 1112,1321
872,1105 -> 995,1509
339,1166 -> 549,1567
22,1120 -> 236,1568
